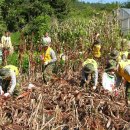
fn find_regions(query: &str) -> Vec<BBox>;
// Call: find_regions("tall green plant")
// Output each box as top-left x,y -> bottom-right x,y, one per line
0,0 -> 6,36
22,15 -> 51,41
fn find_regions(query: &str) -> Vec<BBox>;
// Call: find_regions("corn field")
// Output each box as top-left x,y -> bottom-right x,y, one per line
0,12 -> 130,130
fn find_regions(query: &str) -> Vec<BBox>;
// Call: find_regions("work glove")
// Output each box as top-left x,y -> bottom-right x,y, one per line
40,55 -> 44,60
44,61 -> 49,66
4,93 -> 10,97
28,83 -> 35,90
92,86 -> 96,90
0,86 -> 4,95
0,90 -> 4,95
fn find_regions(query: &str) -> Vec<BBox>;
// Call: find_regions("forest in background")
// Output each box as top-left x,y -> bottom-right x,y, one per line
0,0 -> 128,36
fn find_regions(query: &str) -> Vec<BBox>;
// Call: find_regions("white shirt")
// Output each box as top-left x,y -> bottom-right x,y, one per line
8,70 -> 16,94
1,36 -> 12,48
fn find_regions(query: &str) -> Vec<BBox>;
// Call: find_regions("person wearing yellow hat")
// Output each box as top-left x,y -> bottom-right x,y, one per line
40,40 -> 57,84
0,65 -> 19,97
80,58 -> 98,89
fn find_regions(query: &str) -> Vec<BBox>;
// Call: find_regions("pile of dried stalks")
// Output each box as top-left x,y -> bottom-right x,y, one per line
0,70 -> 129,130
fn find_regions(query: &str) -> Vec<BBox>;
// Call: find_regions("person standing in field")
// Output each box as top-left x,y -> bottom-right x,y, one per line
1,31 -> 13,65
91,32 -> 102,64
80,58 -> 98,90
1,31 -> 14,54
0,31 -> 5,48
92,40 -> 101,59
42,32 -> 51,46
40,41 -> 57,84
0,32 -> 5,65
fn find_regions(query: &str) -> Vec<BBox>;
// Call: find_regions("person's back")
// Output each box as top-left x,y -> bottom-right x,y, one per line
3,65 -> 19,76
80,58 -> 98,89
0,65 -> 19,97
40,41 -> 57,84
92,40 -> 101,58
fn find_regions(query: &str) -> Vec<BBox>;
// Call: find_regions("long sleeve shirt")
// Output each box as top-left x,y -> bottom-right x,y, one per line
1,36 -> 12,48
49,49 -> 57,64
0,65 -> 18,95
41,47 -> 57,64
8,70 -> 16,94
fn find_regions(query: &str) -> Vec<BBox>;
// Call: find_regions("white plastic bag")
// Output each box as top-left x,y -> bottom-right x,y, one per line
28,83 -> 35,90
102,72 -> 115,92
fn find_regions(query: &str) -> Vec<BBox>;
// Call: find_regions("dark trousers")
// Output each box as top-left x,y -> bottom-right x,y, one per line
0,77 -> 10,93
80,73 -> 94,87
125,81 -> 130,100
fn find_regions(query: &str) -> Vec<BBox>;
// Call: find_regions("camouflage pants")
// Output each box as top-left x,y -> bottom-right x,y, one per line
80,73 -> 95,88
0,78 -> 10,93
42,63 -> 55,84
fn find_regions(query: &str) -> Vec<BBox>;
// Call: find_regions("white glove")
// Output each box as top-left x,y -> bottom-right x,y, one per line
0,86 -> 4,95
0,90 -> 4,95
4,93 -> 10,97
28,83 -> 35,89
44,61 -> 48,66
93,86 -> 96,90
40,55 -> 44,60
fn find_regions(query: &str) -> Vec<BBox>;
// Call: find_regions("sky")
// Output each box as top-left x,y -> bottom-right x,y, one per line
79,0 -> 128,3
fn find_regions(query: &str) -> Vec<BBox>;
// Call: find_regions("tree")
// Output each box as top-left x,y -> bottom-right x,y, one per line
122,2 -> 130,8
49,0 -> 72,19
1,0 -> 53,31
0,0 -> 7,36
